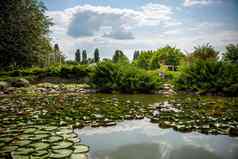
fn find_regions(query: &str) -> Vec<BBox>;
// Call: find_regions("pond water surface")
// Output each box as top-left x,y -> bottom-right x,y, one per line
0,92 -> 238,158
76,119 -> 238,159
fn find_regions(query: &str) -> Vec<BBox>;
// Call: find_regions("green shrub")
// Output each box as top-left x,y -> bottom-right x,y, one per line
91,61 -> 162,93
175,60 -> 238,96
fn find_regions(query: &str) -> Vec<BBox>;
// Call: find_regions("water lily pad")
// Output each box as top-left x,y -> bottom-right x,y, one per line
31,150 -> 48,156
49,149 -> 73,158
51,141 -> 73,150
74,144 -> 89,153
13,140 -> 32,147
70,153 -> 88,159
0,145 -> 18,153
13,147 -> 34,155
30,134 -> 49,141
11,154 -> 29,159
0,137 -> 13,143
46,136 -> 63,143
30,142 -> 50,151
23,128 -> 37,134
30,154 -> 49,159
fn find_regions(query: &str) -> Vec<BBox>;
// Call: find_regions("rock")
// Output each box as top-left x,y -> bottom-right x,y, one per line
10,78 -> 30,87
0,81 -> 9,90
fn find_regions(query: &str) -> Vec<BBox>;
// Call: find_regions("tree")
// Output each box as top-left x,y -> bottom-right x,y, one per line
112,50 -> 129,64
133,51 -> 153,69
223,44 -> 238,64
82,49 -> 87,64
94,48 -> 100,63
133,50 -> 140,61
156,46 -> 185,66
75,49 -> 81,63
189,43 -> 219,61
0,0 -> 53,70
48,43 -> 64,65
150,53 -> 160,69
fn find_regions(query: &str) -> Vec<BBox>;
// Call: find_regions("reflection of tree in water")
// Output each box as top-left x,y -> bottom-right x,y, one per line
94,143 -> 223,159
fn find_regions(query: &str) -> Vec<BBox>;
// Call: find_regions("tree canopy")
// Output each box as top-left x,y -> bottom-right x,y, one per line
0,0 -> 53,70
112,50 -> 129,64
223,44 -> 238,64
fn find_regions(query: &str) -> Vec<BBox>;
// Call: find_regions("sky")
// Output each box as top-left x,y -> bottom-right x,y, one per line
41,0 -> 238,60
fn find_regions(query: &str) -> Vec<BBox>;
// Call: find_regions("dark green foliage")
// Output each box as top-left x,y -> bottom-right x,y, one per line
175,60 -> 238,96
155,46 -> 185,66
189,43 -> 219,61
112,50 -> 129,64
150,53 -> 160,69
223,44 -> 238,64
82,50 -> 87,64
94,48 -> 100,63
133,46 -> 184,70
133,50 -> 140,60
0,0 -> 53,70
91,61 -> 162,93
133,51 -> 152,69
75,49 -> 81,63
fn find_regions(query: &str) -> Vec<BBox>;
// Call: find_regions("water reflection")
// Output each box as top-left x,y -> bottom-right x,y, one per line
75,119 -> 238,159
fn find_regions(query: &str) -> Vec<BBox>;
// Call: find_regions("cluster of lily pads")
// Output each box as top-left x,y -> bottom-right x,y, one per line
150,97 -> 238,135
0,92 -> 238,158
0,125 -> 89,159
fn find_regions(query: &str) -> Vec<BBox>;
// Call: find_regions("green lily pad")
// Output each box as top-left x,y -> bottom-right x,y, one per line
23,128 -> 37,134
13,140 -> 32,147
30,154 -> 49,159
30,134 -> 49,141
13,147 -> 34,155
74,144 -> 89,153
49,149 -> 73,158
32,150 -> 48,156
70,153 -> 88,159
0,137 -> 14,143
30,142 -> 50,151
51,141 -> 73,150
11,154 -> 29,159
46,136 -> 63,143
0,145 -> 18,153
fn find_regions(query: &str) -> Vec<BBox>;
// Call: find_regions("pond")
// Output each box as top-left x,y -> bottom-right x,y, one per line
76,119 -> 238,159
0,92 -> 238,158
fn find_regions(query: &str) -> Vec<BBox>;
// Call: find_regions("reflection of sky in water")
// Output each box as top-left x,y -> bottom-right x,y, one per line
74,119 -> 238,159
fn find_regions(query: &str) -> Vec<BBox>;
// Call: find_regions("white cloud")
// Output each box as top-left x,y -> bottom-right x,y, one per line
183,0 -> 223,7
46,3 -> 237,60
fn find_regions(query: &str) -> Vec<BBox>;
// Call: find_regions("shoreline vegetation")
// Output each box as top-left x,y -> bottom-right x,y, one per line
0,44 -> 238,97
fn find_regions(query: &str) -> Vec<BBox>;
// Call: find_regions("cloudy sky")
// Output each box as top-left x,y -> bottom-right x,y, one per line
41,0 -> 238,59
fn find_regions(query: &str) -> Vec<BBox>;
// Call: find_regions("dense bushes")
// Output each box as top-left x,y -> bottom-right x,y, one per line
91,61 -> 162,93
0,65 -> 92,80
175,60 -> 238,96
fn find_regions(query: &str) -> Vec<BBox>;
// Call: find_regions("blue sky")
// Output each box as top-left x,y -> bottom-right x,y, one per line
42,0 -> 238,59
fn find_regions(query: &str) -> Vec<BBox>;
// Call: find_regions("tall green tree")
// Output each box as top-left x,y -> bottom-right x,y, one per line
223,44 -> 238,64
94,48 -> 100,63
133,51 -> 153,69
112,50 -> 129,64
53,43 -> 64,65
133,50 -> 140,61
82,49 -> 87,64
75,49 -> 81,63
156,46 -> 185,66
0,0 -> 53,70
